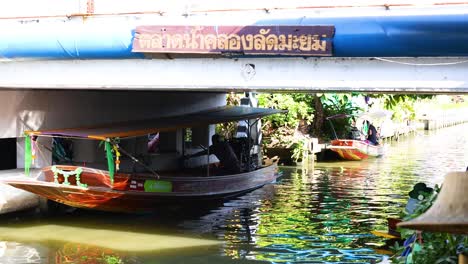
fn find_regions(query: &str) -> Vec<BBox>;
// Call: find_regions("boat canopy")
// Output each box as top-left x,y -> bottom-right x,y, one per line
25,106 -> 285,140
326,110 -> 392,121
325,114 -> 354,120
358,110 -> 392,121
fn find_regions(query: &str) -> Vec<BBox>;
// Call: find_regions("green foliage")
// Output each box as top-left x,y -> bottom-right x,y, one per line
216,93 -> 243,139
215,122 -> 238,140
258,93 -> 314,138
321,94 -> 361,114
290,138 -> 308,162
101,254 -> 123,264
391,234 -> 466,264
391,185 -> 468,264
368,94 -> 431,109
257,93 -> 362,158
368,94 -> 433,122
257,93 -> 314,162
411,234 -> 465,264
258,93 -> 314,130
320,94 -> 362,139
265,126 -> 296,148
391,100 -> 416,122
52,138 -> 73,164
219,93 -> 315,158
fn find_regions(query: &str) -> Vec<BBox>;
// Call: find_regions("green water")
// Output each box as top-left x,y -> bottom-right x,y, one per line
0,124 -> 467,264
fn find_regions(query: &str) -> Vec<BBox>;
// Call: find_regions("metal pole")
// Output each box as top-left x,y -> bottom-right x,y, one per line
327,119 -> 339,140
247,119 -> 251,172
181,129 -> 186,170
206,129 -> 210,177
182,129 -> 185,157
248,118 -> 261,171
116,144 -> 160,179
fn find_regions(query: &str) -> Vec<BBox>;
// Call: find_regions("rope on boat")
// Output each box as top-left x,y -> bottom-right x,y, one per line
113,144 -> 121,171
110,140 -> 161,179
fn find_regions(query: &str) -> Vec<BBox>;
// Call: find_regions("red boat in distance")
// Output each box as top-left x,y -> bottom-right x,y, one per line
326,113 -> 387,161
329,139 -> 385,161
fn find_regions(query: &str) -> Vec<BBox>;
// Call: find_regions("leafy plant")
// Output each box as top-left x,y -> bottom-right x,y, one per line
320,94 -> 362,140
101,254 -> 123,264
367,94 -> 433,122
290,138 -> 308,162
215,122 -> 238,140
215,93 -> 244,139
257,93 -> 314,160
258,93 -> 314,130
391,185 -> 468,264
321,94 -> 361,115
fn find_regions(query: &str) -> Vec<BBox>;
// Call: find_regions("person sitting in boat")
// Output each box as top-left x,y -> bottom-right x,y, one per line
367,123 -> 379,145
186,134 -> 241,175
348,118 -> 362,140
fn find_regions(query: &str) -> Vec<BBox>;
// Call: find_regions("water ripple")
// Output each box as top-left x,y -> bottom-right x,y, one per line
0,125 -> 466,263
181,125 -> 467,263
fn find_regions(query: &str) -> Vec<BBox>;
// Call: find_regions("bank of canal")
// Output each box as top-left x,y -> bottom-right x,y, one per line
0,124 -> 467,263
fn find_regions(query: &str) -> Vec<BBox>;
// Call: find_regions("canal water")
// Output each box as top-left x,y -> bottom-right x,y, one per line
0,124 -> 467,264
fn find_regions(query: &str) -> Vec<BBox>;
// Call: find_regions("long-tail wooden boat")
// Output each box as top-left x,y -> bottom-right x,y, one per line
1,106 -> 284,213
5,164 -> 278,213
326,113 -> 387,161
329,139 -> 385,161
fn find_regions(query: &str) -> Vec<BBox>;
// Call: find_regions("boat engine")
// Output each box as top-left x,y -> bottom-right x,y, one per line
228,137 -> 258,172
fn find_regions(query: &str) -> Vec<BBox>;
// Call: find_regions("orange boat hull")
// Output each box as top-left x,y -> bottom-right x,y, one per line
3,164 -> 279,213
330,139 -> 385,161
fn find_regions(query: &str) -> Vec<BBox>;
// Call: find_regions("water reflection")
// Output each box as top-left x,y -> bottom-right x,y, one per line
55,243 -> 128,264
0,241 -> 45,264
0,124 -> 467,263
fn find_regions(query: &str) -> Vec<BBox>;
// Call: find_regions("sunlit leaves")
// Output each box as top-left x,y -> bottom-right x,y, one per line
258,93 -> 314,129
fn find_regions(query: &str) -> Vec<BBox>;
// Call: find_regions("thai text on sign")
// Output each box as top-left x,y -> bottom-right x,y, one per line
132,25 -> 334,56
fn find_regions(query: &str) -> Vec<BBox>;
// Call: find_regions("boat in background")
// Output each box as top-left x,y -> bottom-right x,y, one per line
326,113 -> 387,161
1,106 -> 284,213
329,139 -> 385,161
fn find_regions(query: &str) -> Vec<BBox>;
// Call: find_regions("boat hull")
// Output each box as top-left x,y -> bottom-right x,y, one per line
329,139 -> 385,161
3,164 -> 279,213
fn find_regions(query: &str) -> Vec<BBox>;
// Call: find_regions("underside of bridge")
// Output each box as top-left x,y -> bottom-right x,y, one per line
1,57 -> 467,94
